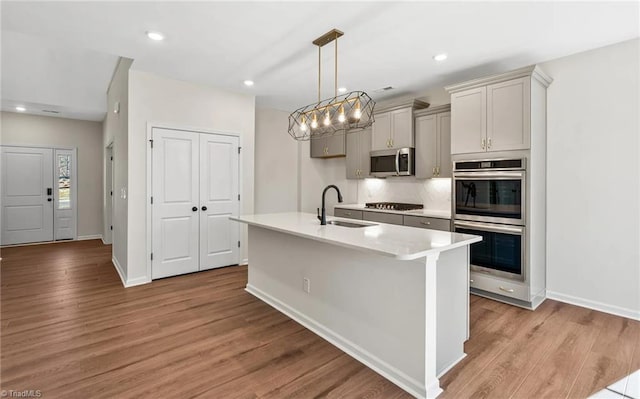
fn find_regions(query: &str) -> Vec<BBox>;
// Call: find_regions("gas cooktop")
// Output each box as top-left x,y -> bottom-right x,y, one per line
364,202 -> 424,211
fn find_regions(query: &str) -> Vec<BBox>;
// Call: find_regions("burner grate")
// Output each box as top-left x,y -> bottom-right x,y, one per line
365,202 -> 423,211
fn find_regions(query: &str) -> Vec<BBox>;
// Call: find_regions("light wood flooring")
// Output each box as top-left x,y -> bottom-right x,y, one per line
1,240 -> 638,398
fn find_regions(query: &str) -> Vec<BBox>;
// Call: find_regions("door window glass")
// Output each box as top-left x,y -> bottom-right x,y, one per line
58,154 -> 71,209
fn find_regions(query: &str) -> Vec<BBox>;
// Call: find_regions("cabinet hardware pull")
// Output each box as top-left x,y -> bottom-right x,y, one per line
192,206 -> 198,212
420,221 -> 431,225
481,138 -> 486,150
345,212 -> 352,216
432,167 -> 436,175
470,279 -> 474,283
436,166 -> 440,176
390,139 -> 394,147
499,286 -> 515,293
488,138 -> 492,149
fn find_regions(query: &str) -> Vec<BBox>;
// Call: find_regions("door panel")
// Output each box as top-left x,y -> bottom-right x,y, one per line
437,112 -> 452,178
199,134 -> 239,270
487,77 -> 530,151
451,87 -> 486,154
371,112 -> 391,151
1,147 -> 54,245
152,128 -> 200,279
54,149 -> 75,240
415,114 -> 437,179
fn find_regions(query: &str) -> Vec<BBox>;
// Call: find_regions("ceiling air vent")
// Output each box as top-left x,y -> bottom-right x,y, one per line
42,110 -> 60,114
374,86 -> 395,93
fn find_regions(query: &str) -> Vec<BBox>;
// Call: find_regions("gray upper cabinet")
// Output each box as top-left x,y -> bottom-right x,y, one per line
450,87 -> 486,154
447,66 -> 550,155
415,105 -> 451,179
371,100 -> 429,151
346,128 -> 371,179
487,77 -> 530,152
310,133 -> 346,158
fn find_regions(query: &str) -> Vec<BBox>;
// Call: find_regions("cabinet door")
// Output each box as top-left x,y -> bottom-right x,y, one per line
437,112 -> 452,178
487,77 -> 530,151
391,107 -> 414,148
415,115 -> 438,179
403,215 -> 451,232
310,137 -> 326,158
359,127 -> 372,178
451,87 -> 486,154
334,208 -> 363,220
345,131 -> 360,179
326,133 -> 346,157
363,211 -> 403,225
371,112 -> 391,151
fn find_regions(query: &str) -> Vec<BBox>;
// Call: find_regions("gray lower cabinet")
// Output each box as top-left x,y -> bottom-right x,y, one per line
346,128 -> 371,179
334,208 -> 363,220
363,211 -> 403,225
310,133 -> 346,158
335,207 -> 451,231
403,215 -> 451,232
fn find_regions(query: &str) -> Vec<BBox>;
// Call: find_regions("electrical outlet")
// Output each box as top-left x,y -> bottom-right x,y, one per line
303,277 -> 310,294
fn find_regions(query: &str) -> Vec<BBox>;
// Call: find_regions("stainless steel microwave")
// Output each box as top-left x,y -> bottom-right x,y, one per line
370,148 -> 415,177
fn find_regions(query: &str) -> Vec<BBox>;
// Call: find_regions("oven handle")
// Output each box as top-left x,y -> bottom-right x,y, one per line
454,220 -> 524,235
453,171 -> 525,179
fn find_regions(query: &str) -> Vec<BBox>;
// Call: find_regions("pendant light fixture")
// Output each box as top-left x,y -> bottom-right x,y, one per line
288,29 -> 375,140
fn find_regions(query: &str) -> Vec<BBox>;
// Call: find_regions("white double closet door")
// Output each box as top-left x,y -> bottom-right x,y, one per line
152,128 -> 240,279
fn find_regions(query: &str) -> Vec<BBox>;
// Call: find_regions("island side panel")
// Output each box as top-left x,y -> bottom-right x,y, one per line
435,246 -> 469,376
246,225 -> 427,397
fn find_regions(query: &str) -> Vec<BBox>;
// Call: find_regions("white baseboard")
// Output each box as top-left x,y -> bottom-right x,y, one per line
546,290 -> 640,321
125,275 -> 151,287
245,284 -> 427,399
437,353 -> 467,379
77,234 -> 103,241
240,258 -> 249,266
112,256 -> 127,287
111,256 -> 151,288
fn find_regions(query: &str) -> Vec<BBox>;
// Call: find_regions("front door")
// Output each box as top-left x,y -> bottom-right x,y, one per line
151,128 -> 201,279
199,134 -> 240,270
1,146 -> 54,245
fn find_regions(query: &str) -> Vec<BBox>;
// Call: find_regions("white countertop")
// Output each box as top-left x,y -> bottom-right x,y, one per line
231,212 -> 480,261
335,204 -> 451,219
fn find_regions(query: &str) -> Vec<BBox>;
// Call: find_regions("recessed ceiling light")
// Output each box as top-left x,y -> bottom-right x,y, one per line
243,80 -> 254,87
15,106 -> 26,112
433,53 -> 448,62
338,87 -> 347,93
146,31 -> 165,41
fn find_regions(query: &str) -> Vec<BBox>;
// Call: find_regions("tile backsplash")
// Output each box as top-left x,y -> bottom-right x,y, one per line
357,177 -> 452,211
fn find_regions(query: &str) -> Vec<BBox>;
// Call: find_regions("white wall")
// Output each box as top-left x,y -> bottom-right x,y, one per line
254,108 -> 298,213
103,57 -> 132,278
0,111 -> 103,237
542,38 -> 640,318
127,69 -> 255,283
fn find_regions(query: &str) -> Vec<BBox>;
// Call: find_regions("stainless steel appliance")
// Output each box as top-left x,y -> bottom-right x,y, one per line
453,159 -> 527,281
454,220 -> 525,281
370,148 -> 415,177
453,158 -> 525,225
364,202 -> 423,211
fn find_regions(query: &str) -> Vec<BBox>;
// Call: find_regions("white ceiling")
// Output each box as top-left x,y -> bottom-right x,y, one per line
2,1 -> 638,121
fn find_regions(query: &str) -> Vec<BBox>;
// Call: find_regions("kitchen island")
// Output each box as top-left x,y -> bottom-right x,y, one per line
231,212 -> 481,399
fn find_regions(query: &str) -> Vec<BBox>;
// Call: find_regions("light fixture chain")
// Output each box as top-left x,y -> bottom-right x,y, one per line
334,32 -> 338,98
318,45 -> 321,103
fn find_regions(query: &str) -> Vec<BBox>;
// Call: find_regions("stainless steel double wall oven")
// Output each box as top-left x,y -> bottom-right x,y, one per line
453,159 -> 526,281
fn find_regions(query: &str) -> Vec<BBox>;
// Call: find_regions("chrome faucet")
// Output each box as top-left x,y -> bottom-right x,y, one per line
317,185 -> 343,225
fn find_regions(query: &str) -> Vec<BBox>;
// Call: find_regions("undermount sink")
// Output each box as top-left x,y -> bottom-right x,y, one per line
327,220 -> 377,228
